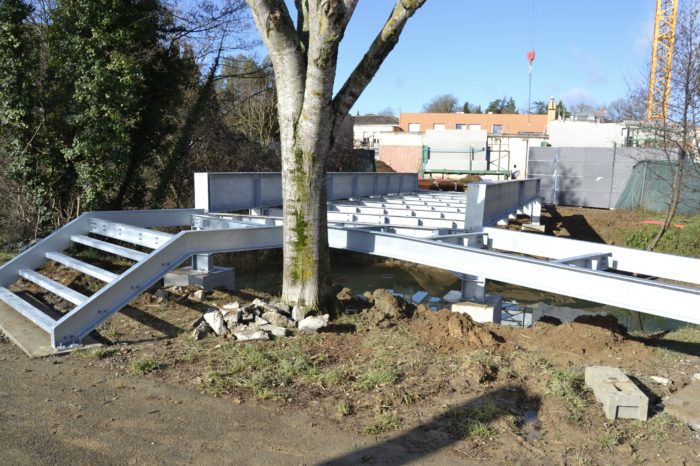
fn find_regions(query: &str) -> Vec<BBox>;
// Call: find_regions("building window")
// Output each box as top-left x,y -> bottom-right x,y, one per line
492,124 -> 504,134
469,124 -> 481,130
433,123 -> 445,130
362,131 -> 370,146
456,124 -> 467,130
408,123 -> 420,132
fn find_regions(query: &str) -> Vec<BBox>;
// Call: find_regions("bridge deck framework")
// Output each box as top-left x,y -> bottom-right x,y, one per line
0,173 -> 697,352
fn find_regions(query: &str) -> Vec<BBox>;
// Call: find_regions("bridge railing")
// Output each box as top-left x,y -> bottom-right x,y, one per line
466,178 -> 541,228
194,172 -> 418,212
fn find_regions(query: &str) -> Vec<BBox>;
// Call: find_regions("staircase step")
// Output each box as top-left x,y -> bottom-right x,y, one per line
18,269 -> 88,306
45,252 -> 118,283
0,287 -> 55,332
71,235 -> 148,261
89,218 -> 173,249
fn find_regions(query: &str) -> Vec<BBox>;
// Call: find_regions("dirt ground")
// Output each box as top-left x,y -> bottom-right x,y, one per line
2,206 -> 700,465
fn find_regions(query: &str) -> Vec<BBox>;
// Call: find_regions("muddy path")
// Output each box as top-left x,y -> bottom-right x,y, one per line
0,338 -> 471,466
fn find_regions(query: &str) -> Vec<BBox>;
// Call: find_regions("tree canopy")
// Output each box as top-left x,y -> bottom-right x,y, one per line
422,94 -> 459,113
486,96 -> 518,114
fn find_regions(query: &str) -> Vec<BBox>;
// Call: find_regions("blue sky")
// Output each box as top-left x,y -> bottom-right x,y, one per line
336,0 -> 654,114
260,1 -> 656,114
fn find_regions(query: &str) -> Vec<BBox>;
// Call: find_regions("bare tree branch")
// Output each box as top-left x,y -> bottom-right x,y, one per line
332,0 -> 426,119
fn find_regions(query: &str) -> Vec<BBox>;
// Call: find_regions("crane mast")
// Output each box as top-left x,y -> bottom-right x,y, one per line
647,0 -> 679,121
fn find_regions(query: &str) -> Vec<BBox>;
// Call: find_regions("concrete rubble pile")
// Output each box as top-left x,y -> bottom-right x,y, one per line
190,298 -> 328,341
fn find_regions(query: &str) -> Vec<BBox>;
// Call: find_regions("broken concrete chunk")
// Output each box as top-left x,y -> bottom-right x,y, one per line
191,289 -> 205,301
259,324 -> 289,337
155,289 -> 169,301
192,321 -> 212,340
252,298 -> 264,306
298,314 -> 329,334
203,310 -> 228,336
271,302 -> 291,315
261,311 -> 295,329
223,309 -> 242,328
693,373 -> 700,381
650,376 -> 670,385
233,325 -> 270,341
222,302 -> 240,311
254,316 -> 269,326
292,305 -> 307,322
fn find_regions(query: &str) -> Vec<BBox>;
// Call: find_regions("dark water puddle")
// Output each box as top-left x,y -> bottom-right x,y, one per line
234,254 -> 689,332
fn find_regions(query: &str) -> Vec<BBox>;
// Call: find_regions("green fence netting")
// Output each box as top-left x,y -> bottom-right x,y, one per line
615,160 -> 700,214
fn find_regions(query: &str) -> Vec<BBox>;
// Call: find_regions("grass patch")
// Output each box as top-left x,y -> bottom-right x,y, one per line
336,400 -> 353,417
72,347 -> 117,360
201,338 -> 342,399
357,366 -> 399,391
599,426 -> 627,449
522,352 -> 588,424
364,412 -> 399,435
130,356 -> 159,375
0,251 -> 15,265
450,401 -> 502,439
623,216 -> 700,257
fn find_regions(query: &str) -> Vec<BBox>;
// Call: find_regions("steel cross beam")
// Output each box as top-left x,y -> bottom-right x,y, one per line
327,227 -> 700,325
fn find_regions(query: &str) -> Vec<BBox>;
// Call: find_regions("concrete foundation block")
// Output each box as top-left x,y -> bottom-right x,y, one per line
585,366 -> 648,421
164,266 -> 235,291
451,295 -> 502,323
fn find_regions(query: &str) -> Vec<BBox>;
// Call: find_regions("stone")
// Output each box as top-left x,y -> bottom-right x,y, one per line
292,305 -> 307,322
233,325 -> 270,342
190,316 -> 204,329
254,316 -> 269,326
585,366 -> 648,421
261,311 -> 295,329
191,289 -> 205,301
693,373 -> 700,381
191,321 -> 212,340
252,298 -> 264,306
222,302 -> 240,311
223,309 -> 242,328
271,302 -> 291,315
650,376 -> 670,386
155,289 -> 169,301
259,324 -> 288,338
240,311 -> 256,323
298,315 -> 329,334
664,381 -> 700,431
203,310 -> 228,336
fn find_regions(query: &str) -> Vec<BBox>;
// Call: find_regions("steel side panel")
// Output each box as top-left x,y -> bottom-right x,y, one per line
52,226 -> 284,347
89,219 -> 173,249
483,227 -> 700,286
328,229 -> 700,325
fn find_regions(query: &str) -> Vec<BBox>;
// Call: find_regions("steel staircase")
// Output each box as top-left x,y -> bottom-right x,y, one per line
0,209 -> 283,349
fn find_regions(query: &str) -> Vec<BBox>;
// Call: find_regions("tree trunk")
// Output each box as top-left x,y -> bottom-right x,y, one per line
647,153 -> 685,251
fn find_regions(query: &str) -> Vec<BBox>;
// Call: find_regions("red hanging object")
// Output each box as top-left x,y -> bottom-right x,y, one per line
527,49 -> 536,65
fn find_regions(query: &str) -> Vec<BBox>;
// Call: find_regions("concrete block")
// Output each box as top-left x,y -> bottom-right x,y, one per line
585,366 -> 648,421
664,381 -> 700,431
163,266 -> 234,291
451,295 -> 502,324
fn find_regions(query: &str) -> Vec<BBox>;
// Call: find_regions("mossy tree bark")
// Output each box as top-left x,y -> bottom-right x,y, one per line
246,0 -> 426,309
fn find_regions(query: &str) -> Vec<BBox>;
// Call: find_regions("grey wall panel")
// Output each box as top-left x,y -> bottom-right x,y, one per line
528,146 -> 674,209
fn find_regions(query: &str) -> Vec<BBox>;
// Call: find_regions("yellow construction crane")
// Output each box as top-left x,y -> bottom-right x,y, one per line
647,0 -> 678,121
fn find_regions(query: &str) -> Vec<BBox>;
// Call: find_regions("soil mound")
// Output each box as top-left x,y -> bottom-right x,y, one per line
355,289 -> 413,329
410,306 -> 500,350
516,322 -> 651,367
